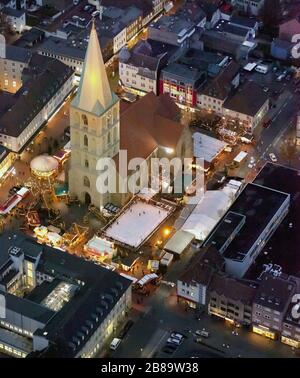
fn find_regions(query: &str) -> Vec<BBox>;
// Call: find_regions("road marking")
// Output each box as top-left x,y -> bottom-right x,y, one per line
144,329 -> 169,358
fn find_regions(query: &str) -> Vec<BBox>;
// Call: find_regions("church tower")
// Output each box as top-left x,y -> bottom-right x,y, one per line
69,21 -> 120,208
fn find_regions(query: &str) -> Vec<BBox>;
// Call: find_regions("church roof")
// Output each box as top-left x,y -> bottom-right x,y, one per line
113,93 -> 186,175
72,22 -> 117,115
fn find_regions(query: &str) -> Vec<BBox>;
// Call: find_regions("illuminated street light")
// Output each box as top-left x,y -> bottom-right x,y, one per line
163,228 -> 171,237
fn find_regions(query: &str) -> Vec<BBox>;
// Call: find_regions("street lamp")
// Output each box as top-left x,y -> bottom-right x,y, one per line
163,227 -> 171,237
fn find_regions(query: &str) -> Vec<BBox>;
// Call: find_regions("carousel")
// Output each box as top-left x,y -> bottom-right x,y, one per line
30,155 -> 59,179
29,155 -> 60,211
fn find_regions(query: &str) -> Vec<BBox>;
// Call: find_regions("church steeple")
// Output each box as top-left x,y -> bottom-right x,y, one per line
72,20 -> 114,115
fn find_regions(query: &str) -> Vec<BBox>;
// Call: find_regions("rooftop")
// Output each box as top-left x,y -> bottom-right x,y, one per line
0,55 -> 73,142
162,62 -> 206,86
104,198 -> 173,249
221,183 -> 289,262
204,211 -> 246,253
210,274 -> 257,305
0,232 -> 132,357
246,163 -> 300,279
254,273 -> 295,312
202,60 -> 240,100
118,92 -> 184,163
223,81 -> 269,116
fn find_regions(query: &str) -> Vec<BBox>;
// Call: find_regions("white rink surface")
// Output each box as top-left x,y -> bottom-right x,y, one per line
105,201 -> 170,248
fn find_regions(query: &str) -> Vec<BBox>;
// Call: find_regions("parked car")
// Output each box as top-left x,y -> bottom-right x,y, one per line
167,337 -> 181,346
110,338 -> 121,351
170,332 -> 184,341
195,330 -> 210,338
269,153 -> 277,162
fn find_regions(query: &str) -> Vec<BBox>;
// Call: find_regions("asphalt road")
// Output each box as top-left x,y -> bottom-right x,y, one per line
111,271 -> 297,359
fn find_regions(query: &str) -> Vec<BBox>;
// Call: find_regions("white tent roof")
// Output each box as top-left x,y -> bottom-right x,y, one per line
181,184 -> 239,241
193,132 -> 227,162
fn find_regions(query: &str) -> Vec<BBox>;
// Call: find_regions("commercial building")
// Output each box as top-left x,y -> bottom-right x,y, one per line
197,60 -> 240,114
252,273 -> 296,340
0,232 -> 132,358
201,29 -> 257,59
160,62 -> 207,108
0,54 -> 74,153
0,34 -> 31,93
148,14 -> 197,47
177,247 -> 225,309
281,276 -> 300,348
205,183 -> 290,278
119,39 -> 178,95
208,274 -> 256,326
101,0 -> 167,28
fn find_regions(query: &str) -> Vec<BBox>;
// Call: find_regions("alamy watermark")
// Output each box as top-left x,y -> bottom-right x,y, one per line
93,150 -> 205,205
291,294 -> 300,320
291,35 -> 300,59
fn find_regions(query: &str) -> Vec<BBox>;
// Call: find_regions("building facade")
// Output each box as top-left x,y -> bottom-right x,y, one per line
0,232 -> 132,358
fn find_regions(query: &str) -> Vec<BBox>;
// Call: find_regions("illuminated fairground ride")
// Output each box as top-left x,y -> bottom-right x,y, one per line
29,155 -> 60,211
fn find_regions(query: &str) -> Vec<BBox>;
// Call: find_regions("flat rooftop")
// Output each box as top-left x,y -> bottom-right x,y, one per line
204,211 -> 246,252
221,183 -> 289,261
104,199 -> 173,249
246,163 -> 300,279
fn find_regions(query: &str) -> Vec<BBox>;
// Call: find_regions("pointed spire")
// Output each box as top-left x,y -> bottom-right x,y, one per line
73,21 -> 113,114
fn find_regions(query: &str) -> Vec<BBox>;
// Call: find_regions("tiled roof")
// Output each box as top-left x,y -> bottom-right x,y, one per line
118,92 -> 185,163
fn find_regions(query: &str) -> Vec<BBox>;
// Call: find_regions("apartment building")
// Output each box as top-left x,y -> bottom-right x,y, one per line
160,62 -> 206,108
223,81 -> 269,133
252,273 -> 296,340
177,247 -> 225,309
281,276 -> 300,348
0,35 -> 31,93
197,60 -> 240,114
119,39 -> 178,95
208,275 -> 256,326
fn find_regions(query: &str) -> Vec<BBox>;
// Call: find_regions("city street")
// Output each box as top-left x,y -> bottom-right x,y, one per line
111,256 -> 296,359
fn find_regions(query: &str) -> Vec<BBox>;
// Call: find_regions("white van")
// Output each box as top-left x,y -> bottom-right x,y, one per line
110,338 -> 121,351
255,64 -> 268,74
